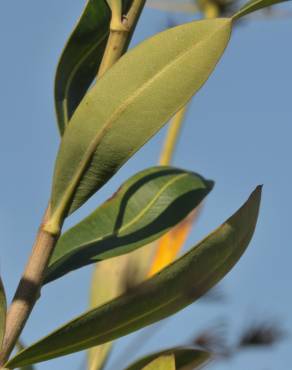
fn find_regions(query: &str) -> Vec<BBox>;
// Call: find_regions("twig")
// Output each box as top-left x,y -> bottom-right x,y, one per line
98,0 -> 147,77
0,3 -> 148,366
159,106 -> 188,165
0,207 -> 60,365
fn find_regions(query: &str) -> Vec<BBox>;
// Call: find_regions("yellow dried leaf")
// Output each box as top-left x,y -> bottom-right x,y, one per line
148,208 -> 200,276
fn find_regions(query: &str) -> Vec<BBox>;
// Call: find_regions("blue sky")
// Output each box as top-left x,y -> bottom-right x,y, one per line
0,1 -> 291,369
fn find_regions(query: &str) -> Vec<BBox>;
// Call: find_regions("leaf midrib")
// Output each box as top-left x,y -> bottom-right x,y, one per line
119,173 -> 188,233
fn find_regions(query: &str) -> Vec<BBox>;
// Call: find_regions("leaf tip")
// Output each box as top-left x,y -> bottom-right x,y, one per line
253,184 -> 263,201
206,179 -> 215,191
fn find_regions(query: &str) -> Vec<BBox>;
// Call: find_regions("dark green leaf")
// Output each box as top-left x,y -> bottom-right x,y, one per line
125,347 -> 210,370
55,0 -> 133,135
87,254 -> 135,370
45,166 -> 213,283
0,277 -> 6,348
87,234 -> 159,369
16,341 -> 36,370
233,0 -> 290,19
7,186 -> 261,368
46,18 -> 232,233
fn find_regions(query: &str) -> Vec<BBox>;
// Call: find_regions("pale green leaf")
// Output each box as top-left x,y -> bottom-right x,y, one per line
7,186 -> 261,368
47,18 -> 232,232
0,277 -> 6,348
55,0 -> 133,135
142,354 -> 175,370
233,0 -> 291,19
45,166 -> 213,283
125,347 -> 210,370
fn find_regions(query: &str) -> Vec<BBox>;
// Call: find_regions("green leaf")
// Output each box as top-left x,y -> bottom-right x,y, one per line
87,242 -> 157,370
55,0 -> 133,135
87,336 -> 111,370
46,18 -> 232,232
232,0 -> 290,19
16,341 -> 35,370
7,186 -> 261,368
141,354 -> 175,370
0,277 -> 6,348
45,166 -> 213,284
87,258 -> 125,370
125,347 -> 210,370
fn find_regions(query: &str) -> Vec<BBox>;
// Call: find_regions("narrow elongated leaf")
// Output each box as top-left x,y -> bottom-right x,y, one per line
87,236 -> 158,369
142,354 -> 175,370
16,342 -> 35,370
47,18 -> 232,231
7,187 -> 261,368
55,0 -> 133,135
87,256 -> 129,370
0,277 -> 6,347
125,347 -> 210,370
88,243 -> 157,370
45,167 -> 213,283
233,0 -> 290,19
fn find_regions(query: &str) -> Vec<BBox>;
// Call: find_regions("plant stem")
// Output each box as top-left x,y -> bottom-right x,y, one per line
0,2 -> 147,367
197,0 -> 219,19
0,207 -> 60,366
44,1 -> 148,234
0,1 -> 147,367
97,30 -> 128,77
159,106 -> 188,165
98,0 -> 146,77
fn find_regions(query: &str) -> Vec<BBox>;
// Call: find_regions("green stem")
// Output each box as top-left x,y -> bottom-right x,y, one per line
44,0 -> 148,234
98,0 -> 147,77
159,106 -> 188,165
197,0 -> 220,19
0,207 -> 61,366
0,2 -> 147,366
